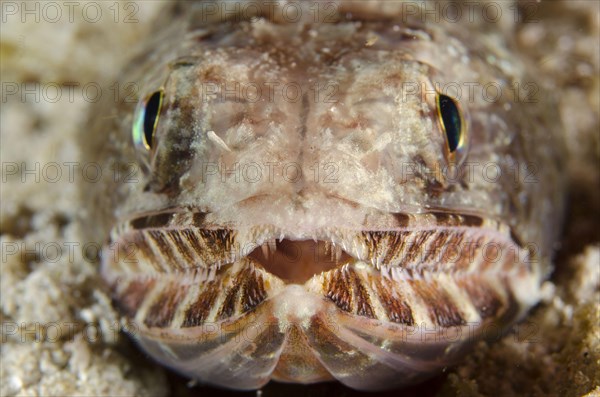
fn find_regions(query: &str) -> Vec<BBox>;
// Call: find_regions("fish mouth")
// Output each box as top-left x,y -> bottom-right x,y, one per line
247,239 -> 353,284
101,209 -> 541,390
102,208 -> 538,326
103,207 -> 532,285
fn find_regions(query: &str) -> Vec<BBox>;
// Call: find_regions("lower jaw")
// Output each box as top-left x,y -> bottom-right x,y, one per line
129,277 -> 529,391
107,256 -> 538,390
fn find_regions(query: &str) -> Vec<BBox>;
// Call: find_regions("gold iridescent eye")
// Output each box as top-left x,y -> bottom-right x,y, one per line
133,90 -> 163,150
436,93 -> 466,158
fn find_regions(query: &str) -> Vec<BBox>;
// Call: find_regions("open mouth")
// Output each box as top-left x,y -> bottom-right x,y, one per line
102,208 -> 537,330
101,209 -> 542,390
248,239 -> 354,284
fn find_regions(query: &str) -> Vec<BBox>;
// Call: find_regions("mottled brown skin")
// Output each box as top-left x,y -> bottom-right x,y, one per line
80,0 -> 566,391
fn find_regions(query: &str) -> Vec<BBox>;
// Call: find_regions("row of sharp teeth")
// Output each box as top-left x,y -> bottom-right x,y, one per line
257,239 -> 347,264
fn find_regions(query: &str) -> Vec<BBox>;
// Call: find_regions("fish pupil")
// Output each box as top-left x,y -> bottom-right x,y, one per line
143,91 -> 163,149
438,94 -> 462,153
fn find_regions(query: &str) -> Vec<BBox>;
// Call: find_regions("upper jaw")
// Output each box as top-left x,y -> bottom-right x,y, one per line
105,206 -> 526,286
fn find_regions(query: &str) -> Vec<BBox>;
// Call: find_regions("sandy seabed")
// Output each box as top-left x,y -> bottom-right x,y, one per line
1,1 -> 598,396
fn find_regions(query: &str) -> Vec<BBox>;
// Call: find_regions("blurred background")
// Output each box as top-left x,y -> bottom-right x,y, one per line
1,1 -> 598,396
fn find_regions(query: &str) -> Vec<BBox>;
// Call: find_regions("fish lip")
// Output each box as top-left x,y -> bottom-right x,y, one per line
104,215 -> 533,291
105,208 -> 529,281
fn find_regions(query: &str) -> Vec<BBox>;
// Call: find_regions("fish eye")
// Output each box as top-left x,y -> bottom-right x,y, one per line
133,90 -> 163,150
436,93 -> 465,156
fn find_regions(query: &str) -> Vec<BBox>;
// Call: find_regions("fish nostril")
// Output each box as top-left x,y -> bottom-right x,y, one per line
248,239 -> 353,284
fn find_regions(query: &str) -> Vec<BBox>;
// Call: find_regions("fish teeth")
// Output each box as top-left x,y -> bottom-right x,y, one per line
323,241 -> 339,263
325,241 -> 343,264
261,243 -> 269,260
267,239 -> 277,253
260,239 -> 278,261
334,243 -> 342,264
